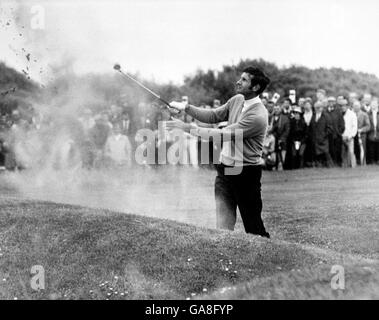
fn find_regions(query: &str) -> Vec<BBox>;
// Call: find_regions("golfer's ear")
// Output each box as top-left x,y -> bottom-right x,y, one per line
252,84 -> 260,92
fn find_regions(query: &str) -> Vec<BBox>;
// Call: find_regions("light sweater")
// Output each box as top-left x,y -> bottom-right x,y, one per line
186,94 -> 268,166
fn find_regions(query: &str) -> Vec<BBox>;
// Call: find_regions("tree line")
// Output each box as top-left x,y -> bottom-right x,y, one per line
2,58 -> 379,113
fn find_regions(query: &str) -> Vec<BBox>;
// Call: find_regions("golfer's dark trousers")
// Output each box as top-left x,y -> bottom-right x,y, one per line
215,163 -> 270,237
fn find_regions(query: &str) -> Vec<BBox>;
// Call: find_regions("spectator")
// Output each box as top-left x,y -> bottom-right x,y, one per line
262,129 -> 276,170
261,97 -> 268,109
341,99 -> 358,168
361,93 -> 372,113
119,111 -> 131,136
271,104 -> 290,170
316,89 -> 327,102
100,111 -> 113,129
281,98 -> 293,169
367,98 -> 379,164
5,110 -> 29,170
349,92 -> 358,105
281,98 -> 292,117
298,97 -> 305,110
79,109 -> 96,169
353,100 -> 370,165
266,100 -> 275,123
310,100 -> 333,167
288,106 -> 307,169
109,104 -> 122,127
326,96 -> 345,166
78,108 -> 95,135
105,123 -> 132,167
89,114 -> 112,167
302,98 -> 314,166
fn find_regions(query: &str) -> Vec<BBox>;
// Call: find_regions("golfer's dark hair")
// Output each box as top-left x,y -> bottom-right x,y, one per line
243,66 -> 270,95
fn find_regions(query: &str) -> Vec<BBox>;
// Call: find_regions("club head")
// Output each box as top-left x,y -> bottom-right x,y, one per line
113,63 -> 121,71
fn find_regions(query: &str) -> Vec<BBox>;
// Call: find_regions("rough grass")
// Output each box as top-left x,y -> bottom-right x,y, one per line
0,166 -> 378,299
261,167 -> 379,261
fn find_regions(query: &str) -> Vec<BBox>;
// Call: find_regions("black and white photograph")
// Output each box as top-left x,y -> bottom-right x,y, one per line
0,0 -> 378,308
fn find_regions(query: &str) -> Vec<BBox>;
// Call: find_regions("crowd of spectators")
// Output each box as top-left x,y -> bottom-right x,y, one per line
262,90 -> 379,170
0,98 -> 219,171
1,90 -> 379,172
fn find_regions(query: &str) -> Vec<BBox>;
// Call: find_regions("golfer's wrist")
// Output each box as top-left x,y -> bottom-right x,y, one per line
185,104 -> 193,112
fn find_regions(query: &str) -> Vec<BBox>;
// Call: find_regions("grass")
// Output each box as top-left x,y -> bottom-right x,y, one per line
0,166 -> 378,299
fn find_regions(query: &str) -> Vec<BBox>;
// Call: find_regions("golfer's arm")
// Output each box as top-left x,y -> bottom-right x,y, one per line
185,103 -> 229,124
189,114 -> 266,142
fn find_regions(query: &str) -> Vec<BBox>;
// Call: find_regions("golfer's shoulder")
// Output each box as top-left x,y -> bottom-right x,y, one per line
247,101 -> 268,119
227,94 -> 244,106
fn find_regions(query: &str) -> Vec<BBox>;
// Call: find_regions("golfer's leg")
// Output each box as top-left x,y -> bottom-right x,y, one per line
215,171 -> 237,230
235,166 -> 269,237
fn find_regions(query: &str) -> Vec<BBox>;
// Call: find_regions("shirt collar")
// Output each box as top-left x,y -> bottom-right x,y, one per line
243,96 -> 261,108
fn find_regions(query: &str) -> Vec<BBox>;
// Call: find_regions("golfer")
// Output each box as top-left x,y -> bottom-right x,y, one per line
167,66 -> 270,238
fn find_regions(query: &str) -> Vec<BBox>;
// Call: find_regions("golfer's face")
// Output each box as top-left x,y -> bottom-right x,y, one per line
236,72 -> 253,94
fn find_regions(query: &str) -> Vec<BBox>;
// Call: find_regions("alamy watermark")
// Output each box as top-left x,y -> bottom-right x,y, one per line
134,121 -> 244,175
330,265 -> 345,290
30,5 -> 45,30
30,265 -> 45,291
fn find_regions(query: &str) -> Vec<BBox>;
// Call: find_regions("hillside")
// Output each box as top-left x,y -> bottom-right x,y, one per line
0,195 -> 377,300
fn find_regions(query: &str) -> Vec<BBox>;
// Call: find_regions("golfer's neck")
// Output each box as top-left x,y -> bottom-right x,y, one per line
243,92 -> 258,100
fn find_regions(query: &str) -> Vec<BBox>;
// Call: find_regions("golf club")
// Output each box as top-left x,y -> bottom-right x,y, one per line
113,64 -> 178,114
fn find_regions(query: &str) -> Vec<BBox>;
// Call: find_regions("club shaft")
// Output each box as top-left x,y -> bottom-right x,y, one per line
118,70 -> 171,107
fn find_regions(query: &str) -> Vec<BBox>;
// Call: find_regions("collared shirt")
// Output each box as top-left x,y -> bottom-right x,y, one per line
241,96 -> 262,114
303,111 -> 312,126
315,112 -> 322,122
364,104 -> 371,113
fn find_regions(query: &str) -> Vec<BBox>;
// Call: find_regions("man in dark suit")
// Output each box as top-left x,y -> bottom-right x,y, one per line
271,104 -> 290,170
326,96 -> 345,166
288,106 -> 307,169
310,101 -> 333,167
367,99 -> 379,164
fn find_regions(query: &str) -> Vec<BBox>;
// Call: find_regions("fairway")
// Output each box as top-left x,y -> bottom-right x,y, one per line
0,166 -> 378,299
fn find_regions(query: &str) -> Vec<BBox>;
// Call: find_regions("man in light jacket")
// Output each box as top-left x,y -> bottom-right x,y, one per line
353,100 -> 370,165
341,100 -> 358,168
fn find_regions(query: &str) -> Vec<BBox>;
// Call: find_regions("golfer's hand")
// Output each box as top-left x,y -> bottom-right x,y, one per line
169,101 -> 187,112
165,118 -> 193,133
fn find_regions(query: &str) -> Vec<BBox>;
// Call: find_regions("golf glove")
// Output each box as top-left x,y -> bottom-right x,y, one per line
169,101 -> 187,111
